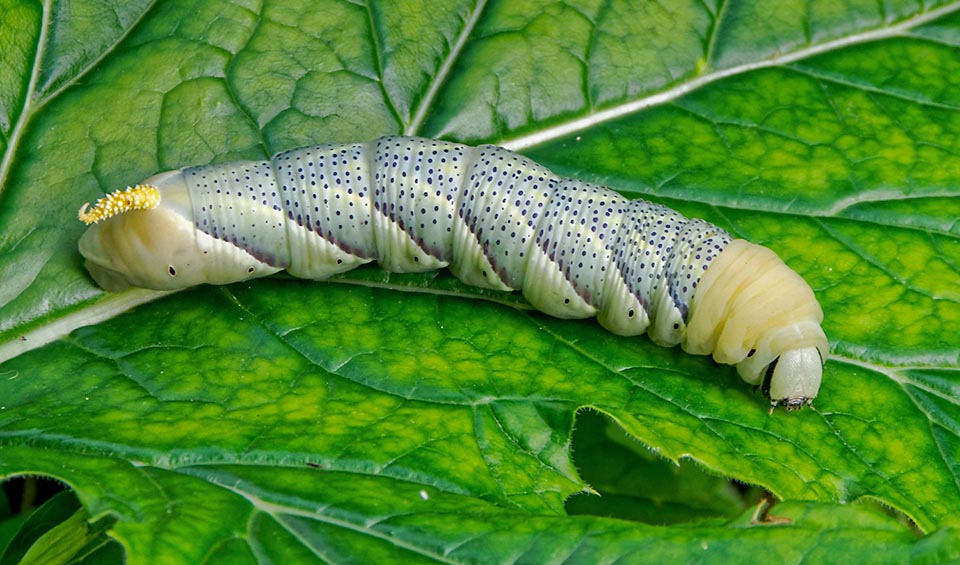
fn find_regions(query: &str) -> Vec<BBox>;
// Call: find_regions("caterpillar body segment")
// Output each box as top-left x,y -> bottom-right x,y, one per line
78,136 -> 828,410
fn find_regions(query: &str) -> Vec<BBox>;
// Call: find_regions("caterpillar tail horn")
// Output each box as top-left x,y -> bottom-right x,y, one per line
78,170 -> 282,291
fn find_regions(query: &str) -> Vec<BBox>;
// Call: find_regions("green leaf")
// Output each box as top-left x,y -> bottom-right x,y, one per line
0,489 -> 117,565
1,0 -> 959,561
567,410 -> 763,524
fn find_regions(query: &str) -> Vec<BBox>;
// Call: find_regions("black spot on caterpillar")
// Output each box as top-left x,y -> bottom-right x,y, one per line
78,136 -> 828,410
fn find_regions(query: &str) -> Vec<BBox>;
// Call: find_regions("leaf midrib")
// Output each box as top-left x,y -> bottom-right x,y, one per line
501,2 -> 960,151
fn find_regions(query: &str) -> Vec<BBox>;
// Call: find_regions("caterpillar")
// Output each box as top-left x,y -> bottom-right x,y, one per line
78,136 -> 828,410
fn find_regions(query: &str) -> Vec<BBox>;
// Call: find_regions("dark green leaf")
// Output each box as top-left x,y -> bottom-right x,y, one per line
1,1 -> 958,561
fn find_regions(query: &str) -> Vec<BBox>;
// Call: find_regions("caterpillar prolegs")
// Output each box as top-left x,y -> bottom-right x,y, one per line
78,136 -> 828,410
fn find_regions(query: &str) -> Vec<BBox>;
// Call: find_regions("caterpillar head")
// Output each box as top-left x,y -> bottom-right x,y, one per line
760,346 -> 824,411
730,316 -> 827,410
78,171 -> 277,291
685,239 -> 829,411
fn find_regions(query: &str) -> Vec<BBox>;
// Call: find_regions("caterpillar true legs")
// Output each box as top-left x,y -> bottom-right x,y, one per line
78,136 -> 828,410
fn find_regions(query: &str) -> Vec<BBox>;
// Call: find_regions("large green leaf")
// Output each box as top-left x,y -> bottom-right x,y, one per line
1,0 -> 959,561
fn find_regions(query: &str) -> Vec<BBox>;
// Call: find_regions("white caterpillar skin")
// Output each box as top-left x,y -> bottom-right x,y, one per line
79,136 -> 828,409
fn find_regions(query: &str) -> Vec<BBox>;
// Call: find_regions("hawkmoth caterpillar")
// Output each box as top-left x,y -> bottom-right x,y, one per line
78,136 -> 828,410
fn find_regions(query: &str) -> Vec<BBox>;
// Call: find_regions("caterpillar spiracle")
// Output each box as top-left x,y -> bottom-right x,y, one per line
78,136 -> 828,410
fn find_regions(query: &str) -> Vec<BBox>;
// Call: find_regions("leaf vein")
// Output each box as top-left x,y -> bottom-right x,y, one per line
502,1 -> 960,151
